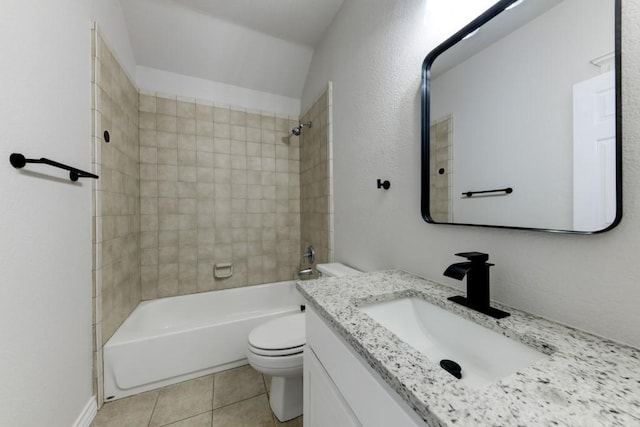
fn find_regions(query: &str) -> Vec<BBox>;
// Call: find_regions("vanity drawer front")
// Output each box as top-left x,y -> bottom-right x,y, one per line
306,306 -> 427,427
304,347 -> 362,427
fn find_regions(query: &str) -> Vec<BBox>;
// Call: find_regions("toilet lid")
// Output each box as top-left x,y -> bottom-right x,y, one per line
248,313 -> 305,351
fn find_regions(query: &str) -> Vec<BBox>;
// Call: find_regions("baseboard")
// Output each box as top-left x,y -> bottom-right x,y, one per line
73,396 -> 97,427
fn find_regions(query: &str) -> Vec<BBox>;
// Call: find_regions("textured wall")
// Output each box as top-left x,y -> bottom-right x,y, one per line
303,0 -> 640,348
138,94 -> 301,298
300,86 -> 334,267
0,1 -> 93,425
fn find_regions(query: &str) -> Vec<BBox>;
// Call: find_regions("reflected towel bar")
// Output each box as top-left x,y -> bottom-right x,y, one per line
9,153 -> 99,182
463,187 -> 513,197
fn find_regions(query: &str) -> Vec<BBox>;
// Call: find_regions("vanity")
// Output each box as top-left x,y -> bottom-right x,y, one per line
297,271 -> 640,426
297,0 -> 633,423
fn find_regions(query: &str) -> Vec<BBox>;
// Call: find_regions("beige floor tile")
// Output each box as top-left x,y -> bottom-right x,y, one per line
211,394 -> 274,427
274,415 -> 302,426
91,390 -> 158,427
149,375 -> 214,427
213,365 -> 265,408
263,374 -> 271,394
163,411 -> 212,427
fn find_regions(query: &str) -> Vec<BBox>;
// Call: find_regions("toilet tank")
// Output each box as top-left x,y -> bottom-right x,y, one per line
316,263 -> 361,278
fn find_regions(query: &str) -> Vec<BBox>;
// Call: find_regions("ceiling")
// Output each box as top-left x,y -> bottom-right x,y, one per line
120,0 -> 345,100
172,0 -> 345,48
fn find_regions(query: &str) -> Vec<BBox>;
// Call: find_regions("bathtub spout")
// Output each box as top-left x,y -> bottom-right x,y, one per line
297,268 -> 314,277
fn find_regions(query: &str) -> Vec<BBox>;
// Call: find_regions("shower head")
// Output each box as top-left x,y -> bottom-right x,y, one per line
291,121 -> 312,136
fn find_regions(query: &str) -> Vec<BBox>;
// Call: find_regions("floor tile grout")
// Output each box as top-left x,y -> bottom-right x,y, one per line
156,410 -> 211,427
213,391 -> 268,411
147,391 -> 160,427
211,374 -> 216,427
92,366 -> 288,427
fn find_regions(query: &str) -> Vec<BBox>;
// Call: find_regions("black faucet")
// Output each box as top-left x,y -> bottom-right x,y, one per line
443,252 -> 509,319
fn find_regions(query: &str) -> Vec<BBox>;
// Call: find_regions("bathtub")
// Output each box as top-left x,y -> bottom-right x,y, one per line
103,280 -> 305,400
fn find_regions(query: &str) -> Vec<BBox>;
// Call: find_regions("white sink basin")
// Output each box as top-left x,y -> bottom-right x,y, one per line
359,297 -> 547,389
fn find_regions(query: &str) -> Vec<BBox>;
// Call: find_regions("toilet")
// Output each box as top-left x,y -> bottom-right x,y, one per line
246,262 -> 361,422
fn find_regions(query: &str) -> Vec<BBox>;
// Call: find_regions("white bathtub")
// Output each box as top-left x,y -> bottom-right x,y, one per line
103,280 -> 305,400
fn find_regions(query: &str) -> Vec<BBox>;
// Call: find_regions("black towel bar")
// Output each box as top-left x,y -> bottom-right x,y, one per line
462,187 -> 513,197
9,153 -> 99,182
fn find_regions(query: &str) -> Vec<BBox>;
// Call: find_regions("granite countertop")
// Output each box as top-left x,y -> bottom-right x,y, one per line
296,270 -> 640,426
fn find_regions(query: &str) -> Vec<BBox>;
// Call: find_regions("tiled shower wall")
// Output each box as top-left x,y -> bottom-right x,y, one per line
91,28 -> 330,406
429,116 -> 453,222
91,28 -> 141,403
138,94 -> 301,297
300,84 -> 334,265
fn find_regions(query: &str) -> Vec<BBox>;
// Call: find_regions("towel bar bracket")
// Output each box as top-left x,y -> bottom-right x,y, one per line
9,153 -> 99,182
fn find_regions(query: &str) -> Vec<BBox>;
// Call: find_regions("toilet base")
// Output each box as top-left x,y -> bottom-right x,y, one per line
269,375 -> 303,422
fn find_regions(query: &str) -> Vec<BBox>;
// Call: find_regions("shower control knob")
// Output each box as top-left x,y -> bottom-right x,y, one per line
377,179 -> 391,190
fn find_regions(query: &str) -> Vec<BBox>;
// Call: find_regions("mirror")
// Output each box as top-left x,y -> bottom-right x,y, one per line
421,0 -> 621,233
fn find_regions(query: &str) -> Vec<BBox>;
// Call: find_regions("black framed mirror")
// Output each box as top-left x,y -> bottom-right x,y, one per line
421,0 -> 621,233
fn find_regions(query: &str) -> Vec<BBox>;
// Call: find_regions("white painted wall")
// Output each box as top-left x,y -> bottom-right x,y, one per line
303,0 -> 640,348
137,66 -> 301,117
430,0 -> 613,230
91,0 -> 137,80
172,0 -> 345,48
0,1 -> 94,426
121,0 -> 314,100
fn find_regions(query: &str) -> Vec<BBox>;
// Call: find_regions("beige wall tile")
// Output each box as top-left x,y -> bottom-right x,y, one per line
213,107 -> 230,123
157,132 -> 177,149
139,94 -> 156,114
136,100 -> 302,299
177,101 -> 196,119
178,134 -> 197,151
196,104 -> 213,121
157,115 -> 177,133
299,87 -> 332,266
93,32 -> 141,403
157,148 -> 178,165
156,97 -> 177,116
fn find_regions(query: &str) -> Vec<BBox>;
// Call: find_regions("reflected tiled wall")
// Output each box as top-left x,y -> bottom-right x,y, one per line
91,28 -> 140,404
138,94 -> 301,297
300,84 -> 334,265
429,116 -> 453,222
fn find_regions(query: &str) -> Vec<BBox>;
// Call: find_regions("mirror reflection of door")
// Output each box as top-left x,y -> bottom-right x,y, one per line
423,0 -> 620,233
573,70 -> 616,230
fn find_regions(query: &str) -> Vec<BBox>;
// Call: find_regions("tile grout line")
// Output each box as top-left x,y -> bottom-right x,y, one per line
157,410 -> 212,427
212,391 -> 271,413
151,374 -> 216,427
210,373 -> 215,427
147,392 -> 161,427
98,369 -> 282,426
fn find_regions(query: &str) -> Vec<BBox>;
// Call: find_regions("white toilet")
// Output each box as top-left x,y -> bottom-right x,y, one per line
246,262 -> 361,422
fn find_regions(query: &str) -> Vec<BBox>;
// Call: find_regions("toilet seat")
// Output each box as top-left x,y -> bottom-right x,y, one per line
248,344 -> 304,357
247,350 -> 304,375
245,263 -> 361,422
248,313 -> 305,355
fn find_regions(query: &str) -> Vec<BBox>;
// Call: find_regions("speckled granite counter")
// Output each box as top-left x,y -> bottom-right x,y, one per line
297,270 -> 640,426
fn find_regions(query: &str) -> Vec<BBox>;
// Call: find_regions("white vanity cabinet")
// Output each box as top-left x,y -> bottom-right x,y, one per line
303,306 -> 428,427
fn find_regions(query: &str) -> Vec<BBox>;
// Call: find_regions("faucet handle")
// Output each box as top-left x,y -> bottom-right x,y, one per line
454,252 -> 490,263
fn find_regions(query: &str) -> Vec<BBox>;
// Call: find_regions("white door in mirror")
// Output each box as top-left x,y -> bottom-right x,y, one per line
573,70 -> 616,231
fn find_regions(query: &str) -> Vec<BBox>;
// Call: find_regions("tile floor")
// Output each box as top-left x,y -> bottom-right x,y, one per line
91,365 -> 302,427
